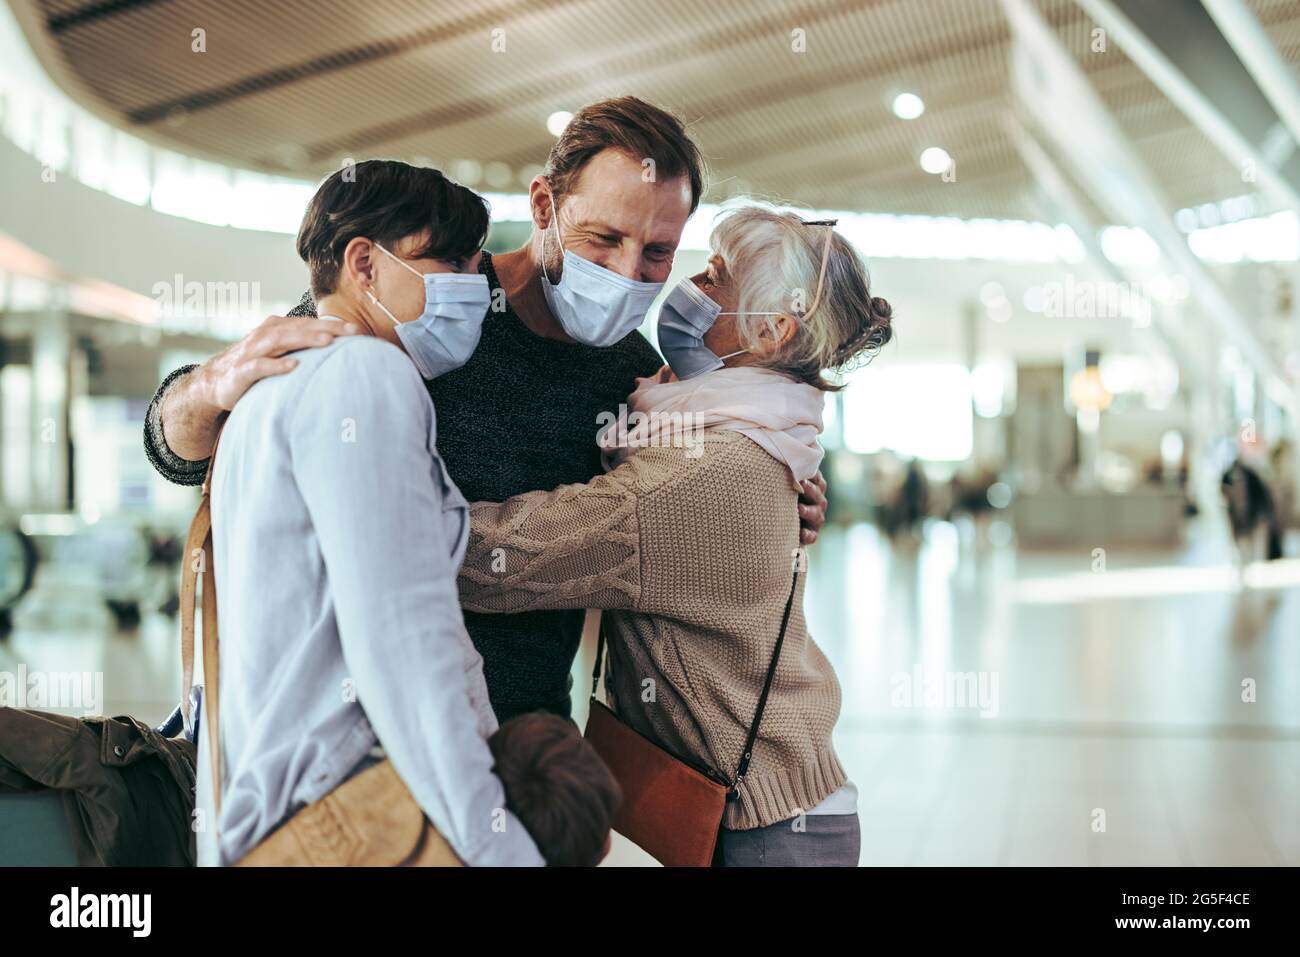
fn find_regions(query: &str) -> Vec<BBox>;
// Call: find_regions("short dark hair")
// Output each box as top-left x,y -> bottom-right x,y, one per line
295,159 -> 490,299
488,712 -> 621,867
544,96 -> 707,213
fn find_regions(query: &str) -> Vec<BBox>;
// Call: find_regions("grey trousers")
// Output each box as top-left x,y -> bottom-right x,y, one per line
716,813 -> 861,867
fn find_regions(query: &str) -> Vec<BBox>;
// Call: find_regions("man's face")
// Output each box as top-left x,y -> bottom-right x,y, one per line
536,148 -> 694,284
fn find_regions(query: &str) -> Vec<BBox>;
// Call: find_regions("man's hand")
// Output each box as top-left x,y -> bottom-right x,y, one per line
798,471 -> 828,545
160,315 -> 359,461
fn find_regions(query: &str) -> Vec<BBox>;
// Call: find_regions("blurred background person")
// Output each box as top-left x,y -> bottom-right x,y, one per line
1222,455 -> 1283,570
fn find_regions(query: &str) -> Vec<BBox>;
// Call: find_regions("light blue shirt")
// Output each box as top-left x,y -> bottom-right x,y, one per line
195,326 -> 543,866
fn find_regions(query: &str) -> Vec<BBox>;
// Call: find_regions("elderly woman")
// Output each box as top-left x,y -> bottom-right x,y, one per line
458,206 -> 893,866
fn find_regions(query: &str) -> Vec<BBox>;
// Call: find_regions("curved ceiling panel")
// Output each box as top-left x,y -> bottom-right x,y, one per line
9,0 -> 1300,219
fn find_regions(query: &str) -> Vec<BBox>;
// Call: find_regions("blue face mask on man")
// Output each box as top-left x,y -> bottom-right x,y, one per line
539,191 -> 665,348
366,242 -> 492,379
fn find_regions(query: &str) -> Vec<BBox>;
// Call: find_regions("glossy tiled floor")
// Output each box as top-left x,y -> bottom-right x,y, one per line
799,519 -> 1300,866
3,516 -> 1296,865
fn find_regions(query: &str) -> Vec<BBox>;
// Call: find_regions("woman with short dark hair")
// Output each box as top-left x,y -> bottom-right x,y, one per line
197,159 -> 544,867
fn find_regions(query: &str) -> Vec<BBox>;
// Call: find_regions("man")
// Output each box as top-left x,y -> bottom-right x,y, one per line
143,97 -> 827,722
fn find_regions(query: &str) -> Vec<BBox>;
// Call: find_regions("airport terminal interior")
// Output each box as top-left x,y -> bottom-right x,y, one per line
0,0 -> 1297,866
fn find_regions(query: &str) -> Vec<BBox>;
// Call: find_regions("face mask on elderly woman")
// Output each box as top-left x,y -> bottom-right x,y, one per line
655,279 -> 754,379
657,220 -> 836,380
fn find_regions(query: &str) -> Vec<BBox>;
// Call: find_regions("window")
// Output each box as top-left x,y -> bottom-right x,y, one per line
842,362 -> 973,461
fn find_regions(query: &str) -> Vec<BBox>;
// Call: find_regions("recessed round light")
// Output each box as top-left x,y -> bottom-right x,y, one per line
919,146 -> 952,174
483,161 -> 513,188
979,281 -> 1007,307
450,159 -> 482,185
546,111 -> 573,137
891,92 -> 925,120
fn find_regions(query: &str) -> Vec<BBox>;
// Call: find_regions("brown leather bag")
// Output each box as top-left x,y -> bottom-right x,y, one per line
583,567 -> 800,867
179,425 -> 462,867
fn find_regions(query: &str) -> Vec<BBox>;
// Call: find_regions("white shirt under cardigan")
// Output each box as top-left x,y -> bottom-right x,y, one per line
193,325 -> 543,866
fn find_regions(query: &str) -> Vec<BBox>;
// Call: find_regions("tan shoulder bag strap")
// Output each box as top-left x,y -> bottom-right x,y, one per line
179,424 -> 226,818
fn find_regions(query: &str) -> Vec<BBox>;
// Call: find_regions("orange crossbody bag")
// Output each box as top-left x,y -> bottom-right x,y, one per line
583,566 -> 800,867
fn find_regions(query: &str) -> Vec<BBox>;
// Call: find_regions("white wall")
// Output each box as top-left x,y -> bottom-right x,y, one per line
0,135 -> 307,315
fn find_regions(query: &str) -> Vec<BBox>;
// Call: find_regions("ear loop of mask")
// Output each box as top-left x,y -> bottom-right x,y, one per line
365,242 -> 420,327
540,189 -> 563,286
715,222 -> 835,362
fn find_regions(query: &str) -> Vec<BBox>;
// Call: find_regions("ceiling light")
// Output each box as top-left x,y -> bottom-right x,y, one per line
546,111 -> 573,136
891,92 -> 925,120
919,147 -> 952,175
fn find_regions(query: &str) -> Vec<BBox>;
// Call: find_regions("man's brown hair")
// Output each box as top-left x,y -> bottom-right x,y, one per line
544,96 -> 707,212
489,712 -> 621,867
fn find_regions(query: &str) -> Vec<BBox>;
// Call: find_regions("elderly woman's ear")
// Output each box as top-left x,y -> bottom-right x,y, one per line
760,314 -> 799,353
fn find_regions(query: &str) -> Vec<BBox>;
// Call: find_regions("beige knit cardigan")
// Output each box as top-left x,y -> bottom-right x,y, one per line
457,429 -> 847,830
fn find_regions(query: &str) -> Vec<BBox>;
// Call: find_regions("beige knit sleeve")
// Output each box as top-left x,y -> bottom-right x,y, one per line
457,455 -> 669,615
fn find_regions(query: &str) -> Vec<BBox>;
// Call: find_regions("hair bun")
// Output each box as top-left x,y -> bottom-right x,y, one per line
870,296 -> 892,320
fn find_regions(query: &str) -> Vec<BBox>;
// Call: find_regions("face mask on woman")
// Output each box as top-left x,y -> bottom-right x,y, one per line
658,220 -> 837,380
655,279 -> 755,379
540,192 -> 665,347
367,242 -> 492,379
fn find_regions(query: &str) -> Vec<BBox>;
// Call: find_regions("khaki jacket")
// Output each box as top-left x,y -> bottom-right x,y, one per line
0,708 -> 196,866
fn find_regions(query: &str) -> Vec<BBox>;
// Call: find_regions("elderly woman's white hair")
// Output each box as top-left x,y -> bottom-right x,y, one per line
709,206 -> 892,391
